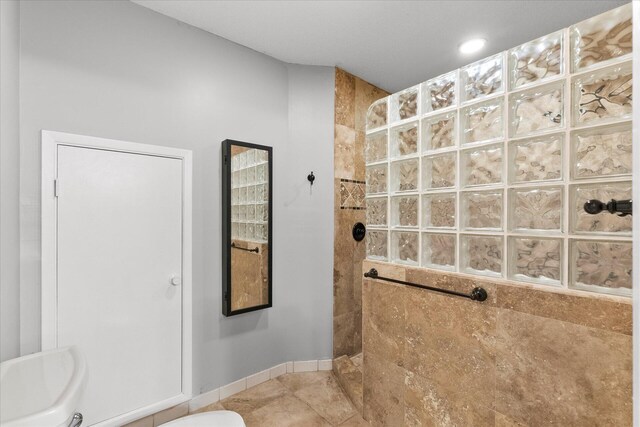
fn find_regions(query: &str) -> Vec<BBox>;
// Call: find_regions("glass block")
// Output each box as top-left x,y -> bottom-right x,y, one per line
246,204 -> 255,221
255,224 -> 265,242
509,30 -> 563,89
366,164 -> 387,195
390,85 -> 419,123
571,122 -> 632,179
232,188 -> 239,204
247,185 -> 256,203
421,192 -> 456,228
461,190 -> 503,230
460,234 -> 503,277
461,144 -> 502,187
423,71 -> 456,112
509,81 -> 564,138
390,195 -> 418,228
232,171 -> 240,188
256,204 -> 264,223
422,152 -> 456,190
572,62 -> 632,126
261,184 -> 269,202
570,239 -> 632,296
366,97 -> 388,130
238,223 -> 247,239
508,237 -> 562,286
366,197 -> 388,227
366,230 -> 388,261
238,151 -> 246,169
260,203 -> 268,221
421,111 -> 456,152
461,53 -> 503,101
365,130 -> 388,164
422,232 -> 456,270
390,231 -> 419,265
570,181 -> 632,235
231,222 -> 238,239
239,187 -> 247,204
231,205 -> 238,221
239,169 -> 247,186
571,3 -> 632,72
509,133 -> 563,183
390,121 -> 418,158
390,159 -> 418,192
247,223 -> 255,240
461,98 -> 503,144
509,187 -> 562,232
256,184 -> 264,203
238,205 -> 247,221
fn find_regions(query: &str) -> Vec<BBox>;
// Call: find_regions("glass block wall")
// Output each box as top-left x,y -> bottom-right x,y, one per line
231,148 -> 270,243
364,4 -> 633,296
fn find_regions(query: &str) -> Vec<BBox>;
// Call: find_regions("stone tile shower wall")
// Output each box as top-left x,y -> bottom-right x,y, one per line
364,4 -> 633,297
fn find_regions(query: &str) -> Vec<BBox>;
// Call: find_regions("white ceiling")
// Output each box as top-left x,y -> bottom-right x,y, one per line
132,0 -> 628,93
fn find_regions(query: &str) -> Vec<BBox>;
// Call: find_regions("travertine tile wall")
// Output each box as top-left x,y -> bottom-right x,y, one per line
362,259 -> 632,426
364,4 -> 633,297
334,68 -> 388,357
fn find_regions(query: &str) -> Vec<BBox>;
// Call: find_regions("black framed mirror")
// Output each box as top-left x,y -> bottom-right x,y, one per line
222,139 -> 273,316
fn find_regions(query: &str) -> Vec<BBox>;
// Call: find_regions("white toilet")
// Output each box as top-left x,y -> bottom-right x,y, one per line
160,410 -> 246,427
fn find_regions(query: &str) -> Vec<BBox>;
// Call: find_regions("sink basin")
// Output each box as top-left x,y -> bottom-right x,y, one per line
1,346 -> 87,427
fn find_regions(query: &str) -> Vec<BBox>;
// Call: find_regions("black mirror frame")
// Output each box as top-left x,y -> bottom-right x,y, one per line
221,139 -> 273,316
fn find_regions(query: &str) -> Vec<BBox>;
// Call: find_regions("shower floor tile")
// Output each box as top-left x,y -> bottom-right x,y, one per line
194,371 -> 364,426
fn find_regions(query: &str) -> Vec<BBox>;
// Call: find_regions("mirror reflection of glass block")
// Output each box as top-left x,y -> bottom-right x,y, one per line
232,171 -> 239,188
421,111 -> 456,151
390,121 -> 418,158
423,71 -> 456,112
391,196 -> 418,228
238,151 -> 246,169
390,231 -> 419,265
461,53 -> 503,101
509,133 -> 563,183
231,222 -> 238,239
255,224 -> 265,242
571,122 -> 632,179
240,169 -> 247,186
256,185 -> 264,203
570,4 -> 632,72
572,62 -> 632,127
460,234 -> 503,277
509,187 -> 562,232
232,188 -> 239,204
461,190 -> 503,230
509,81 -> 564,138
508,30 -> 563,89
366,164 -> 388,195
246,205 -> 255,221
366,197 -> 388,227
238,223 -> 247,239
570,239 -> 632,296
422,152 -> 456,190
461,144 -> 503,187
365,130 -> 388,164
246,149 -> 255,166
261,184 -> 269,202
508,237 -> 562,286
238,205 -> 247,221
261,203 -> 269,221
247,185 -> 256,202
256,164 -> 266,183
461,98 -> 503,144
232,205 -> 238,221
366,97 -> 388,130
256,204 -> 264,223
421,193 -> 456,228
422,233 -> 456,270
366,230 -> 388,261
247,223 -> 255,240
570,181 -> 632,235
390,159 -> 418,192
390,86 -> 419,122
239,187 -> 247,204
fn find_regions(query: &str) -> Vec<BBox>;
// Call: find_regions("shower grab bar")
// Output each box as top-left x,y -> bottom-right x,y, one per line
231,242 -> 259,253
363,268 -> 488,302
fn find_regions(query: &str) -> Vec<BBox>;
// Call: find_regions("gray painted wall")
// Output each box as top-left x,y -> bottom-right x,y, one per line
16,0 -> 333,393
0,0 -> 21,363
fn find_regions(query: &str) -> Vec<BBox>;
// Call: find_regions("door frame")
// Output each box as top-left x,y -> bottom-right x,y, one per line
41,130 -> 193,425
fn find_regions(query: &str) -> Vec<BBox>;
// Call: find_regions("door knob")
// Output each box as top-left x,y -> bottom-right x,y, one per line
170,276 -> 181,286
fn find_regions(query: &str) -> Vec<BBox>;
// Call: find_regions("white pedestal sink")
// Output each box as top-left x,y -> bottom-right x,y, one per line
1,346 -> 87,427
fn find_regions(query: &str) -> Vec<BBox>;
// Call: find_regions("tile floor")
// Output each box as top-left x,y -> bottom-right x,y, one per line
194,371 -> 368,426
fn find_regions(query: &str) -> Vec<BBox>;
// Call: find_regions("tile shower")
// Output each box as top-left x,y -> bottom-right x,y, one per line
364,4 -> 633,297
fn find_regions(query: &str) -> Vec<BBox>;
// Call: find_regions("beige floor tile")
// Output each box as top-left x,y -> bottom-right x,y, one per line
339,414 -> 370,426
219,379 -> 289,418
242,394 -> 332,427
190,401 -> 224,414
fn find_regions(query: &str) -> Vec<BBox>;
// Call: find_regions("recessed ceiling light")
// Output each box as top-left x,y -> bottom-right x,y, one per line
459,38 -> 486,54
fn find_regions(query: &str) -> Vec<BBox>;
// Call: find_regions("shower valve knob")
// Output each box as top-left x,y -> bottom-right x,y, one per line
170,276 -> 181,286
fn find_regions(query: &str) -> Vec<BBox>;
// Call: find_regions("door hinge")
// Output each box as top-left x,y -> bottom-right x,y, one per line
54,179 -> 59,198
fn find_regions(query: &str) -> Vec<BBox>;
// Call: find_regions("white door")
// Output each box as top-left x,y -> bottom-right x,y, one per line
56,145 -> 184,425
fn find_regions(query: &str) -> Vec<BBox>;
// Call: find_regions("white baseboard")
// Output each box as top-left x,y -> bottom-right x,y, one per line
188,357 -> 334,412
